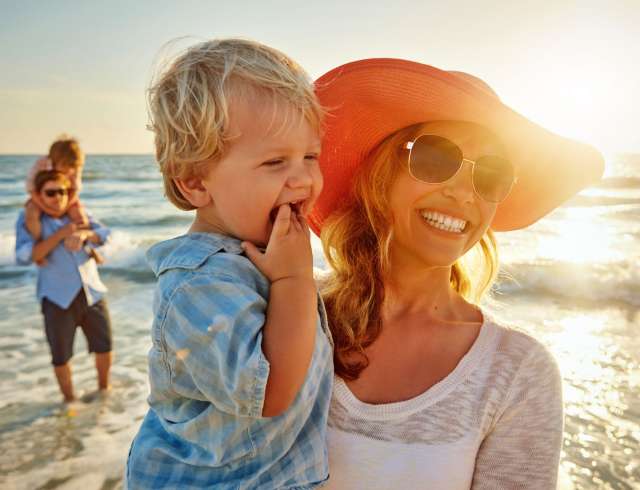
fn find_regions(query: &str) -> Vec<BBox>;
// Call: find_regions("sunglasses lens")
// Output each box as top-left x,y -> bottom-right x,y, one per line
409,135 -> 462,183
473,156 -> 515,202
44,189 -> 67,197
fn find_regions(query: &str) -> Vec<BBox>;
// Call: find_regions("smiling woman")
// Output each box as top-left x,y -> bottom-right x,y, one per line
312,57 -> 604,490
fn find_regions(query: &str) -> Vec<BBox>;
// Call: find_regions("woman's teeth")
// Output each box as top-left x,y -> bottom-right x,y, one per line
421,210 -> 467,233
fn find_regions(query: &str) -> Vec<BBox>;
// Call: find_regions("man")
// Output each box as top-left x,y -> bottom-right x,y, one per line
15,170 -> 113,402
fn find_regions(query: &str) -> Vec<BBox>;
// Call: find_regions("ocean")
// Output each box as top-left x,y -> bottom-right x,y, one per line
0,154 -> 638,489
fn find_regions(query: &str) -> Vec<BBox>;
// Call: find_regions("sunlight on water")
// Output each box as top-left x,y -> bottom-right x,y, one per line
541,310 -> 640,489
493,301 -> 640,489
536,207 -> 618,264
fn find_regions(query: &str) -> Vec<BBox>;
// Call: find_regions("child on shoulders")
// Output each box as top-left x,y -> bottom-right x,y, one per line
25,137 -> 103,264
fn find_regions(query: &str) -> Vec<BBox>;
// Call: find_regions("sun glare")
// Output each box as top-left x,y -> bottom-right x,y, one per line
536,207 -> 617,264
500,14 -> 637,153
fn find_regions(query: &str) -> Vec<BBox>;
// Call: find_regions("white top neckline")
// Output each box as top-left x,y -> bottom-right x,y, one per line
332,316 -> 499,420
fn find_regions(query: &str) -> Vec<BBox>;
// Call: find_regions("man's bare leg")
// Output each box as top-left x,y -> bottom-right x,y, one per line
53,363 -> 75,402
95,351 -> 112,391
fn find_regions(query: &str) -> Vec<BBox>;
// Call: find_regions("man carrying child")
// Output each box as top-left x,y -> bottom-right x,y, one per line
15,161 -> 113,403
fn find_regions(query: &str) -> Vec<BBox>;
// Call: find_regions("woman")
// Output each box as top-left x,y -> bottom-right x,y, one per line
308,59 -> 603,489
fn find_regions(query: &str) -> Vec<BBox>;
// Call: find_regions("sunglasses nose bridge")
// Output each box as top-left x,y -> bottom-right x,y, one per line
45,189 -> 68,198
442,160 -> 476,203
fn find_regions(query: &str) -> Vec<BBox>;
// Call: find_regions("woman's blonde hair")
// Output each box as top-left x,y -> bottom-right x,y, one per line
147,38 -> 324,210
321,123 -> 499,380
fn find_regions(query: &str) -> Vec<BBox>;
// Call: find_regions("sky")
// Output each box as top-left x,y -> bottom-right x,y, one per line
1,0 -> 639,154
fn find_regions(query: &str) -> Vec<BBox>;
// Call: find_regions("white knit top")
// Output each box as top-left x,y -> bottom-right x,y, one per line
325,316 -> 564,490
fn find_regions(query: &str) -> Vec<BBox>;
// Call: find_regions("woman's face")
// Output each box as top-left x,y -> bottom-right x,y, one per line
387,121 -> 506,269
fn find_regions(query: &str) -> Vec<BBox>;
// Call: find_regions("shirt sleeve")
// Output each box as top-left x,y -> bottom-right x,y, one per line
15,212 -> 34,266
162,271 -> 271,418
472,343 -> 564,490
86,212 -> 110,246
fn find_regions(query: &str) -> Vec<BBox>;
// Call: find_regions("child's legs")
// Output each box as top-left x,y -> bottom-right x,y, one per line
42,296 -> 80,401
67,200 -> 89,226
77,294 -> 113,390
24,197 -> 43,240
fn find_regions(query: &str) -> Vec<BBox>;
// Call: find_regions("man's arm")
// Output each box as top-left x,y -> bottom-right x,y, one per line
63,212 -> 111,252
31,223 -> 77,262
86,212 -> 111,245
15,212 -> 76,265
15,212 -> 35,266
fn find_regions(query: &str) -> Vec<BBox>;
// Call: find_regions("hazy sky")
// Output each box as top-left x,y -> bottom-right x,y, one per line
1,0 -> 639,154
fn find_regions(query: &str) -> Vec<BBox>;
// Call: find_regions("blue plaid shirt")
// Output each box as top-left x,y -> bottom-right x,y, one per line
126,233 -> 333,489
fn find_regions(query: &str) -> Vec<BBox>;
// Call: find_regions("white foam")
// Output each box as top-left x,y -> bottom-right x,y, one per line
497,259 -> 640,308
0,233 -> 16,266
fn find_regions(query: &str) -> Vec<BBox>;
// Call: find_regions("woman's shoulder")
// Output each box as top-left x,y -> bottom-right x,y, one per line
481,313 -> 560,382
479,314 -> 563,437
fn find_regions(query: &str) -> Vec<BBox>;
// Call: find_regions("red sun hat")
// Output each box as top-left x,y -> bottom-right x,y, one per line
308,58 -> 604,235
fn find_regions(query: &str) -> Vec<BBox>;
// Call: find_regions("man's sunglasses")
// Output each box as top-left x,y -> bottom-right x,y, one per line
43,188 -> 70,198
403,134 -> 516,203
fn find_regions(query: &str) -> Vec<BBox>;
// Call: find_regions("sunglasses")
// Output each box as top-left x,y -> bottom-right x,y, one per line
43,188 -> 69,198
404,134 -> 516,203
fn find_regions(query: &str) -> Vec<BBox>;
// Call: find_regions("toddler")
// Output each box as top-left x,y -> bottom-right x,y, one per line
125,38 -> 333,489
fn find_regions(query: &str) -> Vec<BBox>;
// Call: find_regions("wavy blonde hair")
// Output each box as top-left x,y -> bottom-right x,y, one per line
321,123 -> 499,380
147,38 -> 323,210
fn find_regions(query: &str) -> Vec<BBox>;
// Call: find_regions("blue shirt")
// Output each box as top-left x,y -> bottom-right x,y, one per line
126,233 -> 334,489
15,210 -> 110,308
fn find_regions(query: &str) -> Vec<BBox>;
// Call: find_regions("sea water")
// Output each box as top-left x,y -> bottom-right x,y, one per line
0,154 -> 638,489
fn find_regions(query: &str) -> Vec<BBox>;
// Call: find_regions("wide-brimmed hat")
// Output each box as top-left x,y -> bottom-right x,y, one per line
308,58 -> 604,234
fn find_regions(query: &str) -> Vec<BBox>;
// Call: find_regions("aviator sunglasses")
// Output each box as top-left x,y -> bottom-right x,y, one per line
403,134 -> 516,203
43,188 -> 70,198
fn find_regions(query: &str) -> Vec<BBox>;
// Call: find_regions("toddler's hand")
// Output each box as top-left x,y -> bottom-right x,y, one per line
57,223 -> 77,239
64,234 -> 84,252
242,204 -> 313,283
62,229 -> 88,252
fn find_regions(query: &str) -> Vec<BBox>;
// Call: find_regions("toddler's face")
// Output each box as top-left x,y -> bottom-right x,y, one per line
201,97 -> 323,246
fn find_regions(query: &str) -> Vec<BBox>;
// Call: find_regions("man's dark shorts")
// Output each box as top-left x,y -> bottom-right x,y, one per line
41,290 -> 112,366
